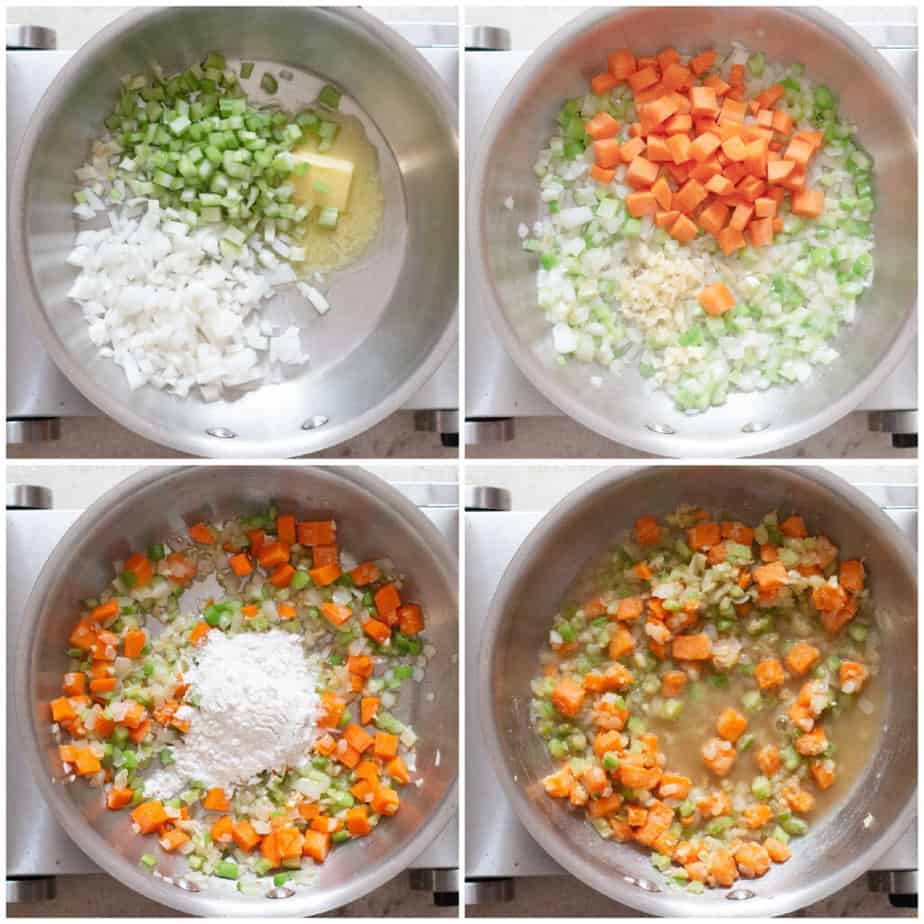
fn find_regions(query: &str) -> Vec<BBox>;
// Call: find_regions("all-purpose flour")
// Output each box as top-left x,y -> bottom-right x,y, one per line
145,629 -> 321,799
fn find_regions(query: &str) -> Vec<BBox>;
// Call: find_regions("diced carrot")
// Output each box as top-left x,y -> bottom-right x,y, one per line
275,514 -> 296,545
625,156 -> 660,189
689,132 -> 721,163
702,737 -> 737,777
674,178 -> 707,213
360,696 -> 381,726
188,522 -> 215,545
107,786 -> 134,810
784,137 -> 814,167
309,563 -> 341,586
350,561 -> 382,586
756,744 -> 781,777
586,111 -> 621,141
90,600 -> 119,625
698,201 -> 730,237
620,136 -> 646,163
755,84 -> 785,109
124,553 -> 153,588
625,191 -> 658,217
363,618 -> 391,646
672,633 -> 713,661
810,759 -> 837,790
755,657 -> 786,691
791,187 -> 825,218
661,62 -> 693,92
590,72 -> 618,95
314,545 -> 340,570
812,583 -> 847,614
593,138 -> 622,169
717,226 -> 746,256
317,691 -> 346,729
62,672 -> 86,697
398,603 -> 424,636
670,213 -> 699,243
765,837 -> 791,863
320,601 -> 352,626
634,515 -> 660,545
373,583 -> 400,621
202,787 -> 229,811
232,818 -> 261,852
615,596 -> 644,622
689,49 -> 716,75
645,134 -> 673,163
704,173 -> 733,196
302,829 -> 331,863
229,552 -> 253,577
664,113 -> 692,137
159,827 -> 190,853
627,65 -> 658,93
277,602 -> 297,621
297,520 -> 336,546
839,559 -> 865,593
796,726 -> 828,757
716,707 -> 748,742
89,676 -> 117,695
590,164 -> 616,184
688,85 -> 718,117
653,209 -> 680,229
386,755 -> 410,786
132,800 -> 169,834
748,217 -> 774,248
607,49 -> 636,80
123,629 -> 146,660
371,785 -> 400,817
256,541 -> 290,569
551,677 -> 586,717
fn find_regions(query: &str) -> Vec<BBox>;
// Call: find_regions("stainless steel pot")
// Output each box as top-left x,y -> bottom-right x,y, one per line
10,8 -> 458,458
480,466 -> 916,916
16,466 -> 458,916
471,8 -> 917,457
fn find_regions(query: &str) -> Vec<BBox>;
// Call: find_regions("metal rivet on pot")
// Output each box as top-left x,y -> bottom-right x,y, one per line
206,427 -> 237,439
174,878 -> 201,893
646,423 -> 676,436
266,885 -> 296,899
302,415 -> 330,431
623,875 -> 661,893
741,421 -> 770,433
727,888 -> 756,901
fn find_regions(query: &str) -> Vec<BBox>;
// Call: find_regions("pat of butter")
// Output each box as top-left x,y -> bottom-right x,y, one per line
290,150 -> 354,213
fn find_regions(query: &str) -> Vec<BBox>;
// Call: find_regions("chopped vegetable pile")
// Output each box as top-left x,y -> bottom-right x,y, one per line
51,505 -> 433,892
532,505 -> 880,892
68,51 -> 349,401
521,43 -> 876,411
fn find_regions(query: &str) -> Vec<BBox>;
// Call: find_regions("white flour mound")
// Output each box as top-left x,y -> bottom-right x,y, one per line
145,629 -> 321,799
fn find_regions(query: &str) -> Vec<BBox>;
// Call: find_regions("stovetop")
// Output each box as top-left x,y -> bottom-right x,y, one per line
464,478 -> 917,903
6,481 -> 458,896
6,26 -> 459,442
464,16 -> 918,444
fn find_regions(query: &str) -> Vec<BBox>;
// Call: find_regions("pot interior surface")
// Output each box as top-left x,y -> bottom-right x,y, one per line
19,467 -> 458,916
476,8 -> 916,456
484,467 -> 916,916
15,7 -> 458,457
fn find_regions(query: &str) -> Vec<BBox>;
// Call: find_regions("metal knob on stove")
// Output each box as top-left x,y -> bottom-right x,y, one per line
6,24 -> 57,50
868,410 -> 918,450
6,877 -> 57,904
413,410 -> 460,448
868,870 -> 918,909
409,868 -> 459,906
7,418 -> 62,446
7,484 -> 53,510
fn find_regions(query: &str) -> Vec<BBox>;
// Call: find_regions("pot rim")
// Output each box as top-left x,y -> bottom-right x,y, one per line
16,464 -> 458,916
470,6 -> 917,458
479,464 -> 917,916
9,6 -> 459,459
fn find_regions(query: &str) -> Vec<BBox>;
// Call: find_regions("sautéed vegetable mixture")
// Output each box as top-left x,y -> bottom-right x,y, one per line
521,43 -> 876,412
532,505 -> 880,891
51,505 -> 431,893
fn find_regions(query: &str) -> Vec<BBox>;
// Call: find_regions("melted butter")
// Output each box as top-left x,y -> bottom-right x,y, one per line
291,113 -> 384,273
